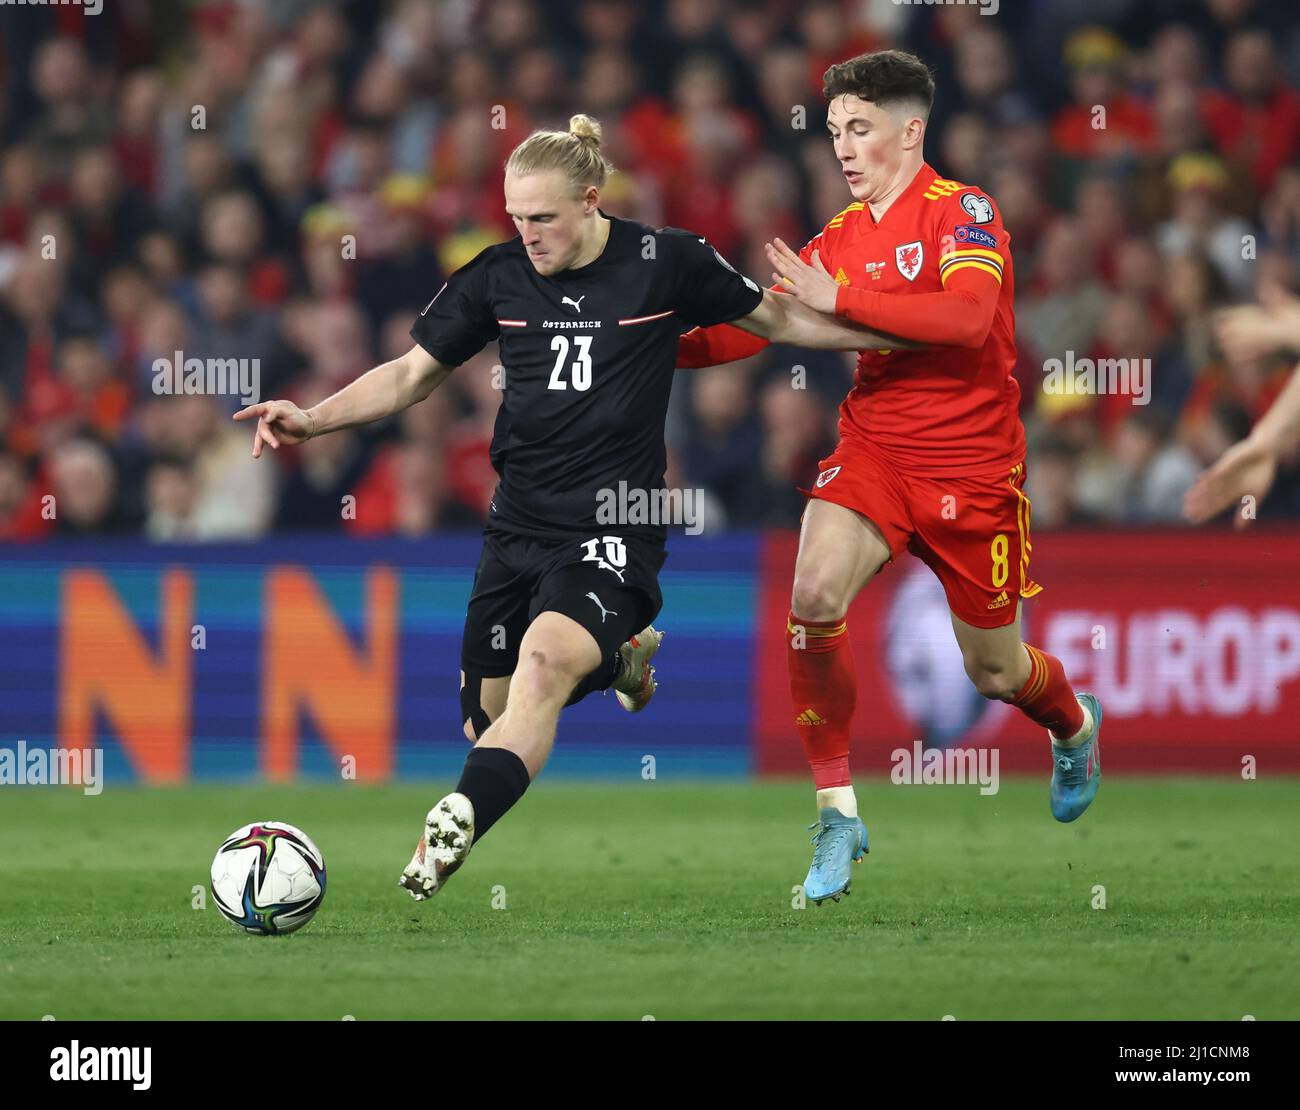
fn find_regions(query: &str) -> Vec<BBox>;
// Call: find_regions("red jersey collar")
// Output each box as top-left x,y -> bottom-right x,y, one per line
860,161 -> 935,231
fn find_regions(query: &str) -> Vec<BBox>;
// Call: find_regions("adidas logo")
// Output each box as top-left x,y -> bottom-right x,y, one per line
987,590 -> 1010,610
796,709 -> 826,725
834,267 -> 849,286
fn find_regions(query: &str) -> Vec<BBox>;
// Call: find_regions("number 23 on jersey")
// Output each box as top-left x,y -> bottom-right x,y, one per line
548,334 -> 594,391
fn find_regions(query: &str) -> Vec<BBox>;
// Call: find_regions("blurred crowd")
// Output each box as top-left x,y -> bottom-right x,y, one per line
1,0 -> 1299,541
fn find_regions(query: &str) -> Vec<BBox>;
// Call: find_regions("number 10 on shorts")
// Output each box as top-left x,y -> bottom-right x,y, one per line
582,536 -> 627,580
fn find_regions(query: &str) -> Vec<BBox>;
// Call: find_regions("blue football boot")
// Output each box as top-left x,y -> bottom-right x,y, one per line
1050,693 -> 1102,823
803,807 -> 868,905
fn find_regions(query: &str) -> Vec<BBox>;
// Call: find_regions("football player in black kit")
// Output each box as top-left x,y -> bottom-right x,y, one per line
235,114 -> 906,901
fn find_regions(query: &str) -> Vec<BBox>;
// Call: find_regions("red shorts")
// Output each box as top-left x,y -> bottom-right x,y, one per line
805,437 -> 1042,629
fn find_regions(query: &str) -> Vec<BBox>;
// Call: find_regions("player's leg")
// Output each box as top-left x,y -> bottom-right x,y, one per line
560,624 -> 664,713
547,533 -> 667,714
453,534 -> 531,741
456,605 -> 654,733
922,463 -> 1101,822
460,670 -> 510,741
401,534 -> 666,902
789,500 -> 882,903
788,473 -> 909,904
949,605 -> 1089,724
434,562 -> 661,862
401,612 -> 600,902
401,533 -> 530,901
475,611 -> 601,775
949,609 -> 1101,821
789,497 -> 891,813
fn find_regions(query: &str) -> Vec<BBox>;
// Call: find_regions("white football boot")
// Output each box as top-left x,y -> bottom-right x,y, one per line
398,792 -> 475,901
612,625 -> 664,712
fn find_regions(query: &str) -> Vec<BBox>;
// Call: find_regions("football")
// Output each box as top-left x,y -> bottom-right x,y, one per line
209,821 -> 327,936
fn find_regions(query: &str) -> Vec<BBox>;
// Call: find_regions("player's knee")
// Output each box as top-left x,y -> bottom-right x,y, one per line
791,572 -> 848,623
968,663 -> 1019,701
513,645 -> 585,705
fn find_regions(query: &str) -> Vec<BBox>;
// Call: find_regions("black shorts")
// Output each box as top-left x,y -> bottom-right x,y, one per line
460,528 -> 667,686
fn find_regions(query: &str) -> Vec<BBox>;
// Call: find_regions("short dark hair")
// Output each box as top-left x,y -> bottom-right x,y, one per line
823,50 -> 935,117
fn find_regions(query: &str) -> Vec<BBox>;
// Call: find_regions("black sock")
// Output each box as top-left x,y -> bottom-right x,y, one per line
455,746 -> 531,841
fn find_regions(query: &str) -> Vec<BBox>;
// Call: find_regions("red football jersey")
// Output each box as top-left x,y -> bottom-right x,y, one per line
814,163 -> 1023,477
678,162 -> 1024,477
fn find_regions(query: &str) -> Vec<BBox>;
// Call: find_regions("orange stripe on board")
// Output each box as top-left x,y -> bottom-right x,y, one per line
60,569 -> 194,783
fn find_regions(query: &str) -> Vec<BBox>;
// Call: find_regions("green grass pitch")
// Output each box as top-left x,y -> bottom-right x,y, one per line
1,778 -> 1297,1020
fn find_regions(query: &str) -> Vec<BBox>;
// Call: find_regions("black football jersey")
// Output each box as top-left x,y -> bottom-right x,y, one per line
409,212 -> 764,540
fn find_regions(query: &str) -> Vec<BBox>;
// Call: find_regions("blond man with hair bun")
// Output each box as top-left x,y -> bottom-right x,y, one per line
236,113 -> 907,902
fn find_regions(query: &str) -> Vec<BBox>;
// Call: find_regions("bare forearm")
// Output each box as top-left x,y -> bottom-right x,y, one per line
735,291 -> 917,350
1253,361 -> 1300,453
309,353 -> 448,435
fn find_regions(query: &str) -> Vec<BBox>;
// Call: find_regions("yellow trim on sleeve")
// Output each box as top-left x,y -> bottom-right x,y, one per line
938,247 -> 1003,264
940,260 -> 1003,284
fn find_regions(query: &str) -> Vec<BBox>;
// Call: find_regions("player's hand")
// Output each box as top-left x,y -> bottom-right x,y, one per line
1182,433 -> 1278,529
764,238 -> 840,315
232,400 -> 317,459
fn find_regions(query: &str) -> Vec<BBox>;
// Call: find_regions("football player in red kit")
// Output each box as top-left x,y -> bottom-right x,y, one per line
678,50 -> 1103,904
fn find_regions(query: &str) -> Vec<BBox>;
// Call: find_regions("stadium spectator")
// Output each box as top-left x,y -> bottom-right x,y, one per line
1155,153 -> 1256,296
682,363 -> 765,526
48,436 -> 126,535
1201,29 -> 1300,194
0,4 -> 1294,541
1019,217 -> 1109,367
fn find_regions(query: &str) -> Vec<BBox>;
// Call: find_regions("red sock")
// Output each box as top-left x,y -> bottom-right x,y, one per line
1012,644 -> 1085,739
787,611 -> 856,789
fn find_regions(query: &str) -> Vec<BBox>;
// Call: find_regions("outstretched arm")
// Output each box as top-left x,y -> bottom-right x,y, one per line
677,321 -> 771,369
676,233 -> 919,367
1183,361 -> 1300,527
1183,287 -> 1300,526
729,287 -> 918,351
233,343 -> 452,457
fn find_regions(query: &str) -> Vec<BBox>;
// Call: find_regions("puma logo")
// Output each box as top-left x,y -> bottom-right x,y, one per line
585,592 -> 618,623
561,295 -> 586,313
